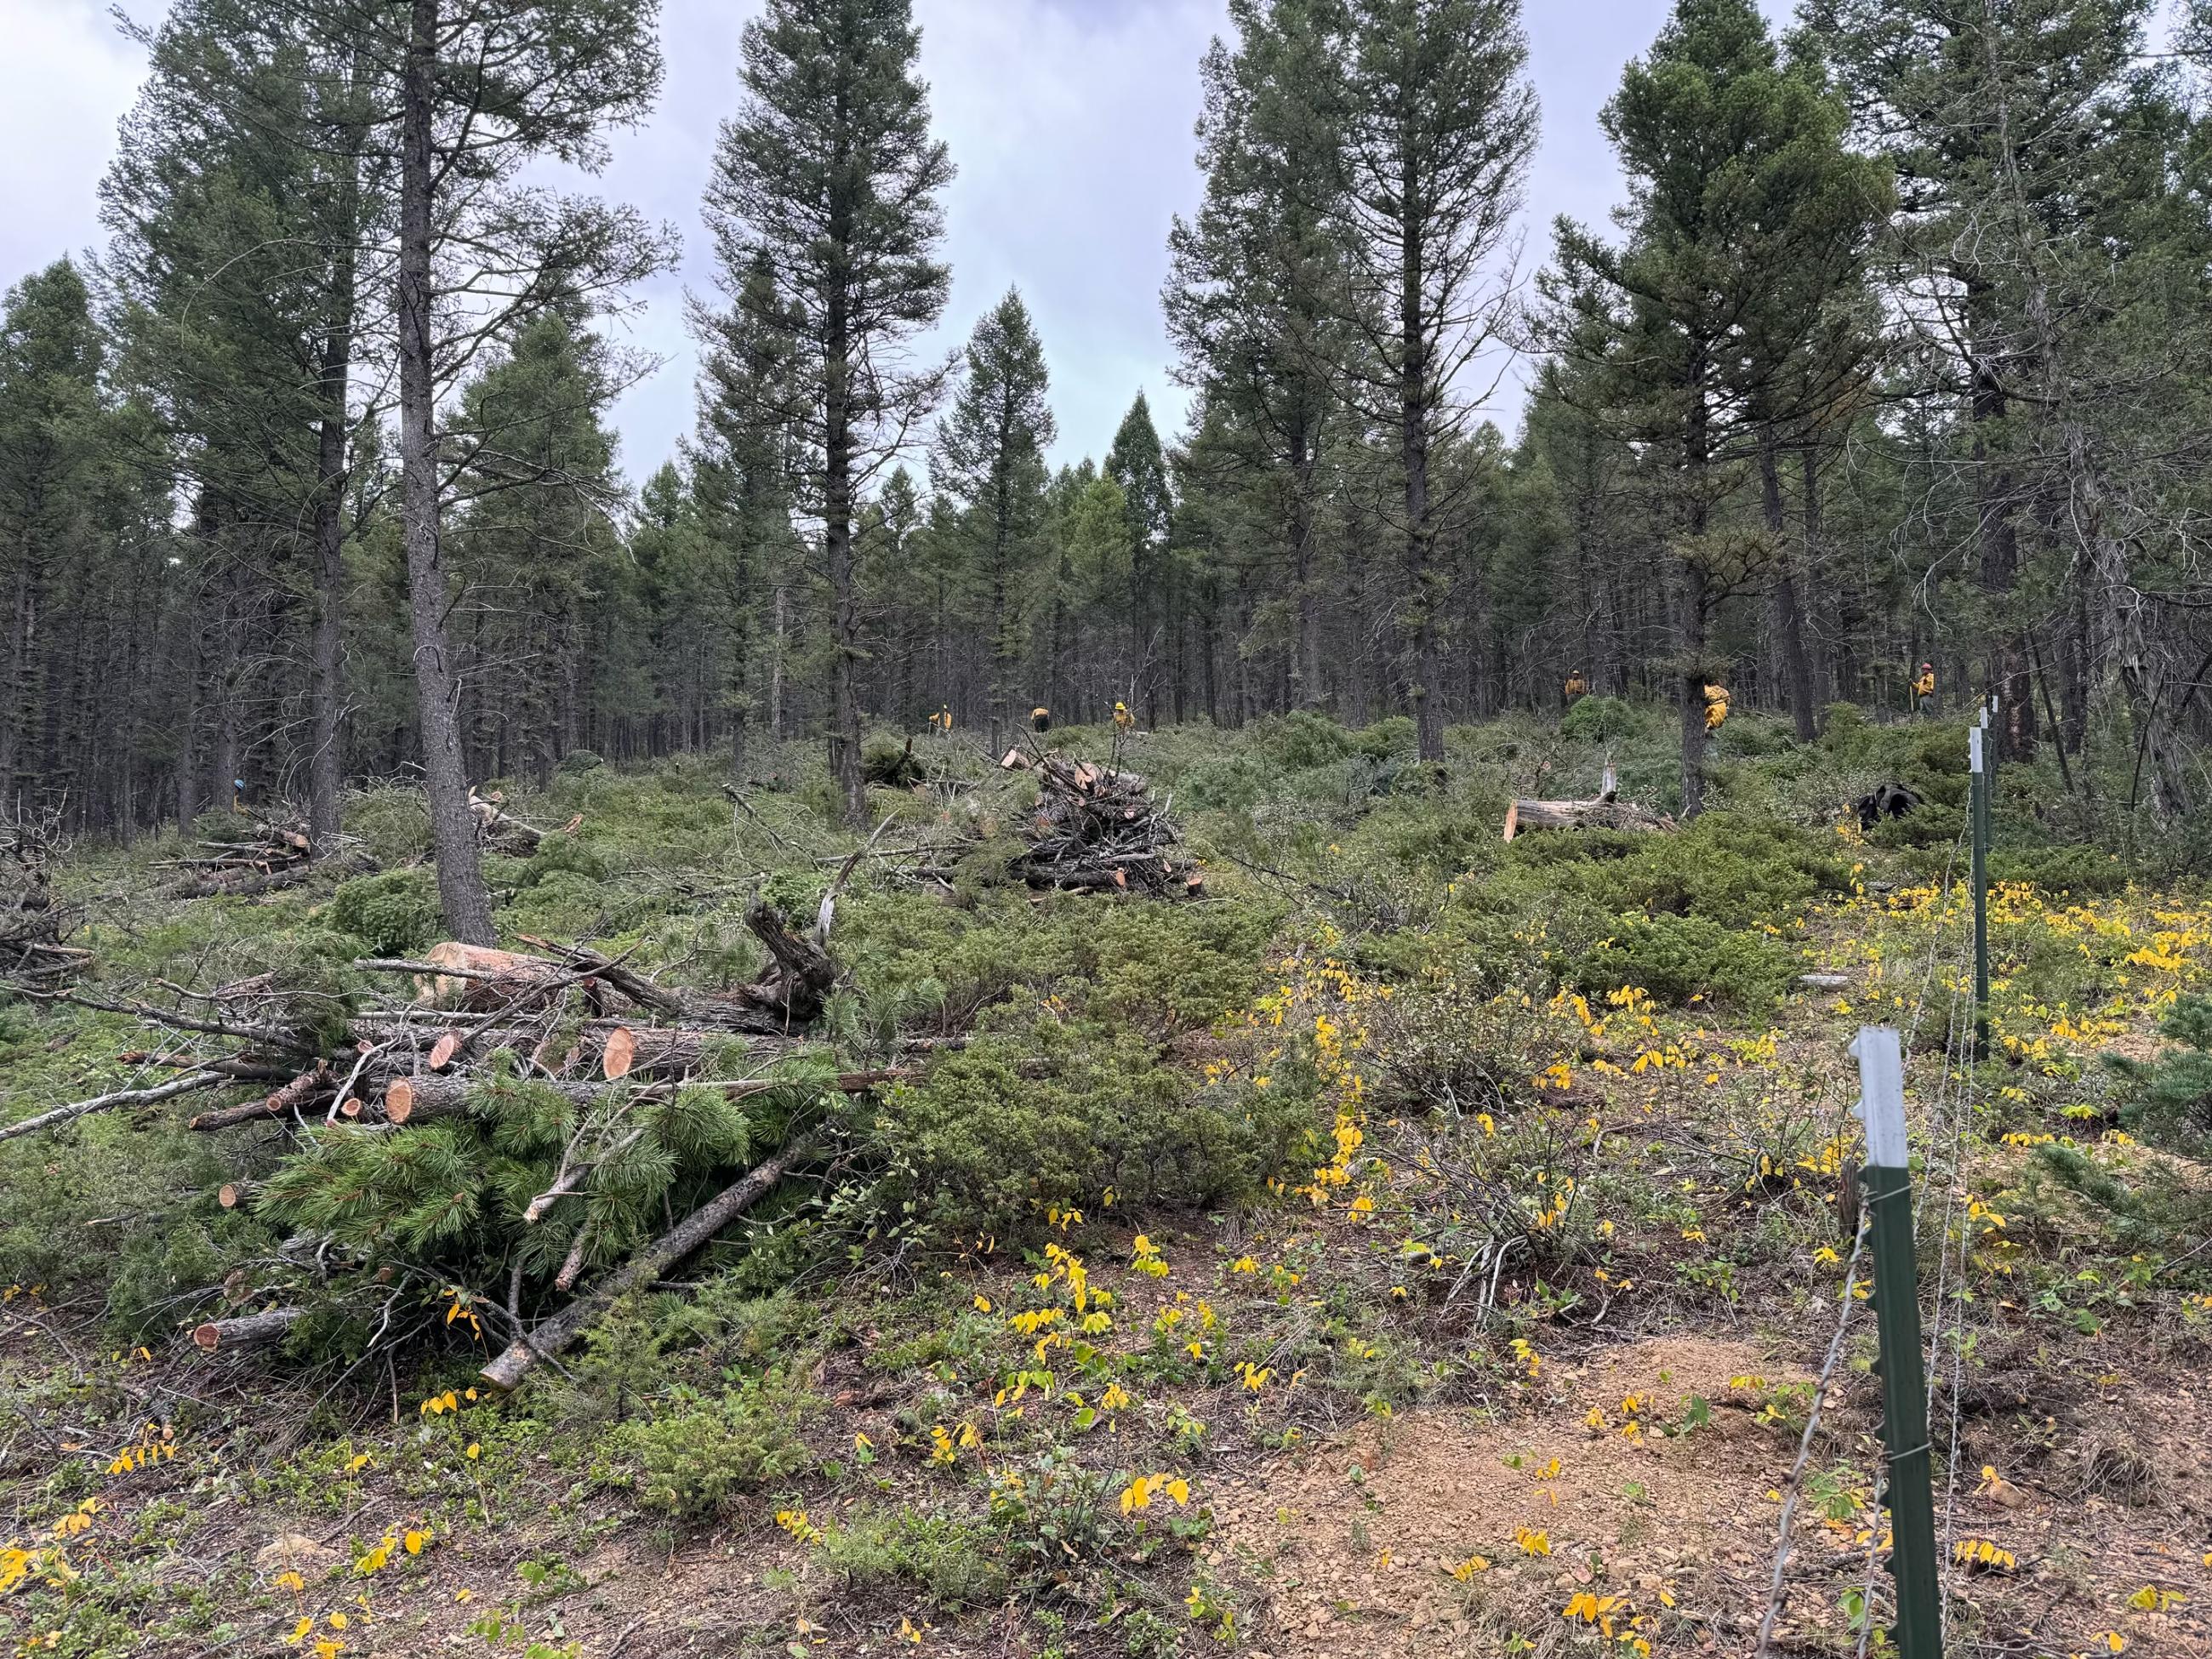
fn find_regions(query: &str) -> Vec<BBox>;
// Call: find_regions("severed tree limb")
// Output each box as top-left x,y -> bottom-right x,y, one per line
191,1306 -> 303,1352
0,1071 -> 232,1143
512,937 -> 687,1020
480,1141 -> 812,1390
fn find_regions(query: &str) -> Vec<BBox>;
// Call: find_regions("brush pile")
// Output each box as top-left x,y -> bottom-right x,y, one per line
156,813 -> 318,899
2,898 -> 912,1388
1001,748 -> 1203,897
0,805 -> 88,989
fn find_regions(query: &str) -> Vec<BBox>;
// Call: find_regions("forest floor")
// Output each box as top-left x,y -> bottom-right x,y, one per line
3,707 -> 2211,1658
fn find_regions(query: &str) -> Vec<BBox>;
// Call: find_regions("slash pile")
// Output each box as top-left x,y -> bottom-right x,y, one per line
2,899 -> 912,1390
1005,749 -> 1205,897
155,814 -> 320,898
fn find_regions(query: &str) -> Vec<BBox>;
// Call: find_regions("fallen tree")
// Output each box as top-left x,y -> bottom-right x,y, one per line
1502,765 -> 1675,841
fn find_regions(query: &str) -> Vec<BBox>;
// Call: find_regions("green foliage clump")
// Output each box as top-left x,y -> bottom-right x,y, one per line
2109,996 -> 2212,1153
1572,913 -> 1799,1009
327,869 -> 443,956
816,1508 -> 1005,1609
1553,812 -> 1850,930
556,749 -> 605,776
876,1018 -> 1316,1234
616,1377 -> 813,1519
517,831 -> 609,889
343,788 -> 436,864
1559,694 -> 1641,743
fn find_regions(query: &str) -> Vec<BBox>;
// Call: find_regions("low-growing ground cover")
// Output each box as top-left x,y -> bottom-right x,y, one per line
3,710 -> 2209,1657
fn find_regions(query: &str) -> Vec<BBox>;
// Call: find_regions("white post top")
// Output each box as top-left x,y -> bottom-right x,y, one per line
1968,726 -> 1984,773
1850,1025 -> 1909,1167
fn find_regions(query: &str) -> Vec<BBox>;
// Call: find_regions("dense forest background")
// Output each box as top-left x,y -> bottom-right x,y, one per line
6,0 -> 2212,869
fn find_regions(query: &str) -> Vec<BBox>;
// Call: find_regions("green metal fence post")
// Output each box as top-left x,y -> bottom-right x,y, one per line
1969,720 -> 1989,1062
1851,1024 -> 1944,1659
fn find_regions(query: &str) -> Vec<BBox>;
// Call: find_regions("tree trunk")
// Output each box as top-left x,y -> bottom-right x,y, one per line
1762,431 -> 1818,743
1400,145 -> 1444,764
396,0 -> 496,945
306,129 -> 360,849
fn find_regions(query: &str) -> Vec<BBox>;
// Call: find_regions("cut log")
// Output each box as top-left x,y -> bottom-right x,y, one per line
480,1142 -> 811,1390
218,1180 -> 256,1210
191,1306 -> 303,1353
1502,796 -> 1675,841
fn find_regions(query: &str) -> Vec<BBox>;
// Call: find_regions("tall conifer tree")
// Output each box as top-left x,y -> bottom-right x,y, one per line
704,0 -> 956,826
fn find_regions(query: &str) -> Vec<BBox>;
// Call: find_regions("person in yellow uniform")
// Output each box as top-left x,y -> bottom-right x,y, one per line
1913,661 -> 1936,717
1564,667 -> 1587,704
933,704 -> 953,734
1031,706 -> 1051,734
1702,681 -> 1730,733
1113,700 -> 1134,734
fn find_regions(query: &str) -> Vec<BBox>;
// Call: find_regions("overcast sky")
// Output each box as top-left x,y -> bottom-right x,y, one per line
8,0 -> 2169,492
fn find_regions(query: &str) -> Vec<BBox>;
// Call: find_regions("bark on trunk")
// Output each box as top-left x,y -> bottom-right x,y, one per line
1762,432 -> 1818,743
396,0 -> 496,945
306,109 -> 362,850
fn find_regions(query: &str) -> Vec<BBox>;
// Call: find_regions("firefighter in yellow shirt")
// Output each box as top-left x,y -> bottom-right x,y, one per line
1702,681 -> 1731,733
1913,661 -> 1936,716
932,704 -> 953,734
1564,667 -> 1587,704
1031,706 -> 1051,734
1113,701 -> 1134,735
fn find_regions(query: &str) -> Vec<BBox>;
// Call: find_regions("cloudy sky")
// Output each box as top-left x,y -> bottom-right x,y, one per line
1,0 -> 2110,489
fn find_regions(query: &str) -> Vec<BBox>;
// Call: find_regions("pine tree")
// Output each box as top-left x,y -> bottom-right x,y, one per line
1810,0 -> 2160,765
1334,0 -> 1540,762
1539,0 -> 1888,814
389,0 -> 669,941
934,289 -> 1056,739
1165,0 -> 1353,711
1103,393 -> 1173,721
704,0 -> 956,826
103,0 -> 391,844
693,248 -> 802,778
0,263 -> 111,807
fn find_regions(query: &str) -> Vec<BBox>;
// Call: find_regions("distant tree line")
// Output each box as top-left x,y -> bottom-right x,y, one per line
4,0 -> 2212,923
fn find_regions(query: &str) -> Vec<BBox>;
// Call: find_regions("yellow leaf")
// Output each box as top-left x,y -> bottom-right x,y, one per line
327,1612 -> 349,1630
285,1616 -> 314,1645
403,1531 -> 427,1556
465,1443 -> 481,1460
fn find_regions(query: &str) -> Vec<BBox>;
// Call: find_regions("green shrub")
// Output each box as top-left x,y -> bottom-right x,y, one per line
556,749 -> 605,776
875,1019 -> 1318,1234
1560,695 -> 1640,744
1989,843 -> 2131,896
2109,996 -> 2212,1154
1571,913 -> 1799,1009
1350,714 -> 1416,760
1548,812 -> 1851,931
1254,709 -> 1353,769
617,1377 -> 813,1520
816,1508 -> 1005,1609
326,869 -> 442,956
344,788 -> 436,864
517,831 -> 610,889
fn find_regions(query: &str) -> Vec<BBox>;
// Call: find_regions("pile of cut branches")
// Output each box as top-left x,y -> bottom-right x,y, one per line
3,897 -> 909,1391
1001,747 -> 1204,897
156,813 -> 319,898
0,804 -> 88,989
